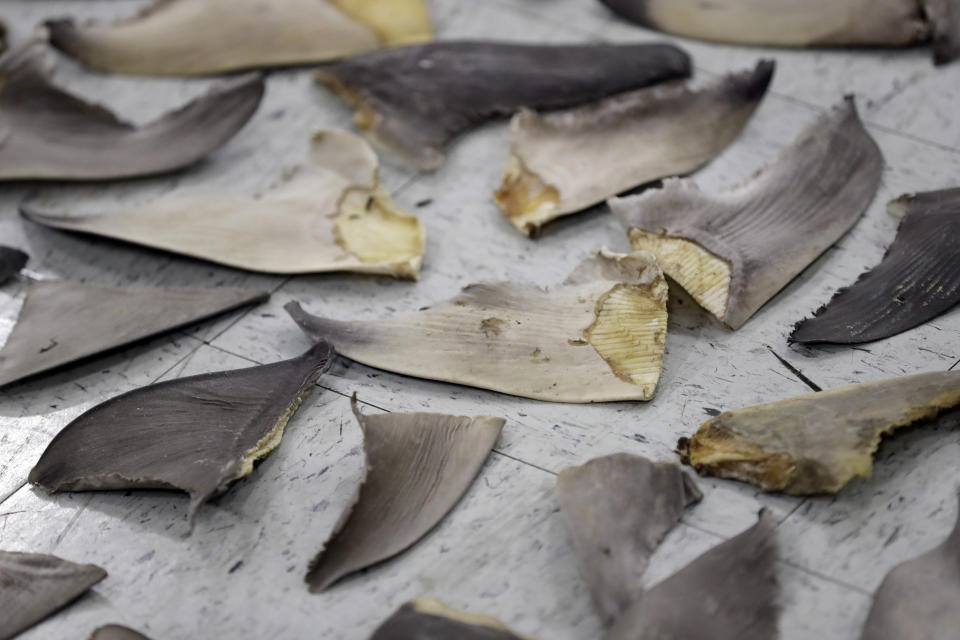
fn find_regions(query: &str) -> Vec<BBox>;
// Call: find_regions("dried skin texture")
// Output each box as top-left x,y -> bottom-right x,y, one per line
599,0 -> 959,64
29,342 -> 333,525
286,249 -> 669,403
0,43 -> 263,181
46,0 -> 432,75
369,600 -> 528,640
678,371 -> 960,495
22,131 -> 424,279
792,188 -> 960,345
605,511 -> 779,640
316,41 -> 692,169
0,246 -> 27,284
556,454 -> 702,625
0,279 -> 267,388
0,550 -> 107,640
90,626 -> 152,640
860,494 -> 960,640
306,398 -> 504,591
614,97 -> 883,329
495,61 -> 773,236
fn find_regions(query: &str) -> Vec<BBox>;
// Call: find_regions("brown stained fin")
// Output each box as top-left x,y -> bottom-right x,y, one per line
369,600 -> 528,640
495,61 -> 773,235
28,342 -> 334,526
605,511 -> 779,640
598,0 -> 956,63
0,246 -> 28,284
0,550 -> 107,640
859,492 -> 960,639
678,371 -> 960,495
556,454 -> 702,625
21,130 -> 425,279
46,0 -> 432,75
306,397 -> 504,591
0,279 -> 268,388
614,96 -> 882,329
0,42 -> 263,181
315,41 -> 691,169
791,188 -> 960,345
285,249 -> 669,403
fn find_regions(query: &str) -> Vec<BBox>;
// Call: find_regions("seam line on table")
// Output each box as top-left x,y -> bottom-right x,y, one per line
682,517 -> 873,595
195,343 -> 560,478
183,275 -> 293,346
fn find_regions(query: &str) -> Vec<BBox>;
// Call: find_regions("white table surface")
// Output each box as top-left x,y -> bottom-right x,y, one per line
1,1 -> 959,638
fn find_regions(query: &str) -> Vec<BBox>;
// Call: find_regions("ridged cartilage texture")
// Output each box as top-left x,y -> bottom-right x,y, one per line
585,284 -> 667,390
628,232 -> 730,318
618,99 -> 882,328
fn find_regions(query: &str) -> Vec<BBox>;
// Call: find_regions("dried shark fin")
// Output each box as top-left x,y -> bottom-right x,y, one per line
0,279 -> 268,388
46,0 -> 432,75
925,0 -> 960,64
614,96 -> 882,329
678,371 -> 960,495
556,454 -> 702,625
791,188 -> 960,345
0,246 -> 28,284
0,42 -> 263,181
315,41 -> 692,169
21,130 -> 425,279
605,510 -> 779,640
496,61 -> 773,236
598,0 -> 959,64
90,626 -> 152,640
0,550 -> 107,640
286,249 -> 669,403
29,342 -> 334,526
306,397 -> 504,591
859,492 -> 960,640
369,600 -> 528,640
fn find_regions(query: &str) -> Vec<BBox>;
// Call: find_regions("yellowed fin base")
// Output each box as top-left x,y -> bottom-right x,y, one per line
628,230 -> 731,322
681,383 -> 960,495
331,0 -> 432,44
584,280 -> 669,400
413,599 -> 514,632
238,388 -> 314,478
494,155 -> 561,236
678,423 -> 797,492
316,73 -> 380,133
335,188 -> 424,279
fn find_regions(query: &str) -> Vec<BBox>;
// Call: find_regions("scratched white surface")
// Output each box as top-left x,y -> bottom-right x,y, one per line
1,1 -> 959,639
